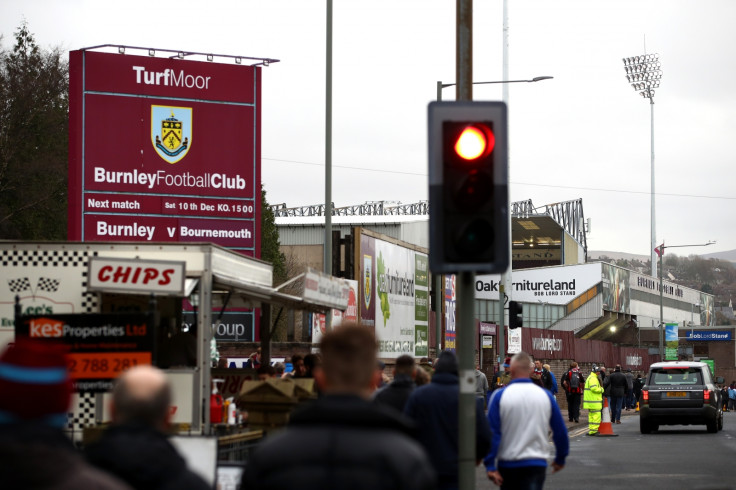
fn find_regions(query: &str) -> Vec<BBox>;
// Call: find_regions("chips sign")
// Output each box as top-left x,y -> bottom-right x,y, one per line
68,49 -> 262,256
88,257 -> 186,296
16,313 -> 154,392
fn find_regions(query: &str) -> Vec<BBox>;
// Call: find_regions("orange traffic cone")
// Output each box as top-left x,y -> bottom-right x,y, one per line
597,397 -> 619,437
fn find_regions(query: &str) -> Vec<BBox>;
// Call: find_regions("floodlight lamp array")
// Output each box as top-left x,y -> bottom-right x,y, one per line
622,53 -> 662,99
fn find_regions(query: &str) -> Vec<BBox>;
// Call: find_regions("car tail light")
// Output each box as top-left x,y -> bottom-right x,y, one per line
642,390 -> 649,402
704,389 -> 711,401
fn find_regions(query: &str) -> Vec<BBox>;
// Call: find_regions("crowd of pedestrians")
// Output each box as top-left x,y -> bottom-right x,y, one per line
264,336 -> 572,489
15,326 -> 675,489
242,325 -> 436,490
721,381 -> 736,411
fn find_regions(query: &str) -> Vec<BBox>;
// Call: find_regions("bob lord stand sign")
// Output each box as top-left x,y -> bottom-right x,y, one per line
68,49 -> 262,256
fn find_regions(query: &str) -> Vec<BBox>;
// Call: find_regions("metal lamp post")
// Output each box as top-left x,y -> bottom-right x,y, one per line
623,54 -> 662,279
656,240 -> 715,358
691,302 -> 700,326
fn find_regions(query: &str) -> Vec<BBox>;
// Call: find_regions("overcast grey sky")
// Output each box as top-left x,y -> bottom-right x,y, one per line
2,0 -> 734,256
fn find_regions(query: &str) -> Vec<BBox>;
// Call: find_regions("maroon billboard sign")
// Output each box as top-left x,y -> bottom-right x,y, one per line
68,49 -> 261,256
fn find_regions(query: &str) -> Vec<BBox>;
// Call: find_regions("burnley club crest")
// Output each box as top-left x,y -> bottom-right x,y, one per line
151,105 -> 192,164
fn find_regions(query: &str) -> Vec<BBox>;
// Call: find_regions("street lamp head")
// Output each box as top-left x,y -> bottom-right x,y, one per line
531,76 -> 554,82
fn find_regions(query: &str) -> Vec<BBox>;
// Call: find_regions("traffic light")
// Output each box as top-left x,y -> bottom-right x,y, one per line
509,301 -> 523,329
428,101 -> 508,273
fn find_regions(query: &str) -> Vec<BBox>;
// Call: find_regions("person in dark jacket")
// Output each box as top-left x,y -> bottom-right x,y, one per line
624,368 -> 636,409
0,339 -> 131,490
634,373 -> 644,405
373,354 -> 417,413
605,365 -> 629,424
85,366 -> 210,490
599,366 -> 609,399
404,350 -> 491,490
721,385 -> 730,412
242,324 -> 436,490
561,361 -> 585,423
532,360 -> 554,392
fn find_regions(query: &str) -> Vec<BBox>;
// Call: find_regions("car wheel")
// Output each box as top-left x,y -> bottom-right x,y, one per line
718,412 -> 724,431
707,419 -> 718,433
640,418 -> 652,434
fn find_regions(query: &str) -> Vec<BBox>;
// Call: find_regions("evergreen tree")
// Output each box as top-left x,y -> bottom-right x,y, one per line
0,22 -> 68,239
260,185 -> 285,284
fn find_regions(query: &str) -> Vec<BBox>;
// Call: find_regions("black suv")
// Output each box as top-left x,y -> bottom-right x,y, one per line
640,361 -> 724,434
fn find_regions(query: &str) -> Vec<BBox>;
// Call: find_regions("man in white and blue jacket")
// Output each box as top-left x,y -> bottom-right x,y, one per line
484,352 -> 569,489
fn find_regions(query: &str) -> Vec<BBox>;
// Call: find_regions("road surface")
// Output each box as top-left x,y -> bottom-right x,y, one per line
475,410 -> 736,489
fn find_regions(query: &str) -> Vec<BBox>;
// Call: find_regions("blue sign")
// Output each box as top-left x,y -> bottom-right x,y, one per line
685,330 -> 732,341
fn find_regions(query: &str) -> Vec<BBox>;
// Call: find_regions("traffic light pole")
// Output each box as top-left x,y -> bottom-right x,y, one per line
498,283 -> 505,367
324,0 -> 333,277
456,2 -> 475,490
457,271 -> 477,490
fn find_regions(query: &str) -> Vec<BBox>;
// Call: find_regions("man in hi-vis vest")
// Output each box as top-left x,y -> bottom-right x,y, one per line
583,366 -> 604,436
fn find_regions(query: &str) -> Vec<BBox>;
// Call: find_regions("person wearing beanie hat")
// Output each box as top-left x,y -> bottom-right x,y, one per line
0,339 -> 131,490
434,349 -> 459,374
0,338 -> 73,427
405,350 -> 491,490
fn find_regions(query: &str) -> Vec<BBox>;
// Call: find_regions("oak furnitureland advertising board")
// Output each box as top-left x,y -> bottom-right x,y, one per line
358,230 -> 429,358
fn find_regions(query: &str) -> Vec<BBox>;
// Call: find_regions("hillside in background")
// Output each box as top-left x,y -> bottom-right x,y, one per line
590,249 -> 736,264
590,251 -> 735,323
701,249 -> 736,263
589,251 -> 649,262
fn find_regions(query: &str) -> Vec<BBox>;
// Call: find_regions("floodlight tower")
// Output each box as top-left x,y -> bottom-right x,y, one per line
622,54 -> 662,279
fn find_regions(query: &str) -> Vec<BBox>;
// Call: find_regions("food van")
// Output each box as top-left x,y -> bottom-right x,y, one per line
1,241 -> 345,437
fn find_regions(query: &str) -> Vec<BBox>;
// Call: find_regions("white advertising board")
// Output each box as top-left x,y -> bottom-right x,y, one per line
629,269 -> 701,303
312,279 -> 358,345
303,267 -> 350,311
507,328 -> 522,354
476,263 -> 602,305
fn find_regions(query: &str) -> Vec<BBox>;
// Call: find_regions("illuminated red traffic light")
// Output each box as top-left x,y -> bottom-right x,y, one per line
454,124 -> 495,161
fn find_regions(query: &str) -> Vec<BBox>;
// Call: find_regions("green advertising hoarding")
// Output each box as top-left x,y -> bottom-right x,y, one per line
665,323 -> 679,360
